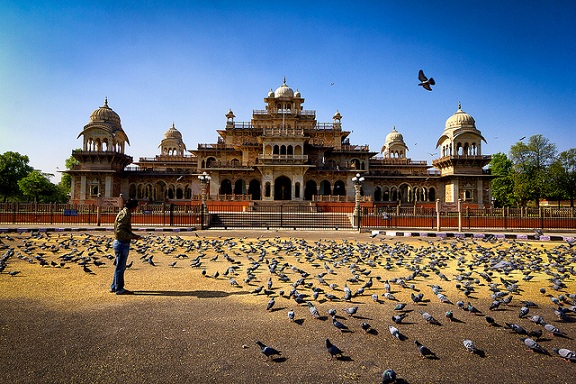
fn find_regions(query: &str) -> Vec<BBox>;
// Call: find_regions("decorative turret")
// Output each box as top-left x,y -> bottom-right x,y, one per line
159,123 -> 186,156
77,98 -> 130,154
381,126 -> 408,158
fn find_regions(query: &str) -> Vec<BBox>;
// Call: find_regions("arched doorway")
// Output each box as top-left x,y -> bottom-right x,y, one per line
248,179 -> 261,200
220,179 -> 232,195
304,180 -> 317,200
274,176 -> 291,200
333,180 -> 346,196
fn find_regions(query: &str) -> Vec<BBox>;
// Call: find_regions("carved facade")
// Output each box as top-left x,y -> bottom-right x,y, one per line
67,80 -> 492,208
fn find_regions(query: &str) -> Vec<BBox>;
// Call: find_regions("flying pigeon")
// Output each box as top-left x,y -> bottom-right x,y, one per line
418,69 -> 435,91
256,340 -> 281,360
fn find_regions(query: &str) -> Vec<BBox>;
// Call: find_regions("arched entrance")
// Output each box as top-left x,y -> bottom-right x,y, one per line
248,179 -> 261,200
304,180 -> 317,200
274,176 -> 291,200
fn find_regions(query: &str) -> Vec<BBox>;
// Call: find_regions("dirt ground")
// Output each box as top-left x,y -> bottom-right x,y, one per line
1,229 -> 575,383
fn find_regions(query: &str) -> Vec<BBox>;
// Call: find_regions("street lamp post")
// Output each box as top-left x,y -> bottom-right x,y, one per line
198,171 -> 211,229
352,173 -> 365,231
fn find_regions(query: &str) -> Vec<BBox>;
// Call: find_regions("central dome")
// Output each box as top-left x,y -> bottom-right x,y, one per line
274,78 -> 294,98
89,98 -> 121,127
445,103 -> 475,130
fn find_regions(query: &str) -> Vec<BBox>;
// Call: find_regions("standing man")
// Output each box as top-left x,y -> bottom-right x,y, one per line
110,199 -> 141,295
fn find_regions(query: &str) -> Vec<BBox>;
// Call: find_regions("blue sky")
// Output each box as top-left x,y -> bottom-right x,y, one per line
1,0 -> 575,182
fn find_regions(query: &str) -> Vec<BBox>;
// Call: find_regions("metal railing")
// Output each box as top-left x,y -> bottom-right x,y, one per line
1,203 -> 574,231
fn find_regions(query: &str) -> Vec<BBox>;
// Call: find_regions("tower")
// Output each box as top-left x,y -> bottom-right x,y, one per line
433,103 -> 491,205
68,98 -> 133,202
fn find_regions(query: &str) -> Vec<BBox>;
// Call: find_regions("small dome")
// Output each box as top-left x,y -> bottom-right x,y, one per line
445,102 -> 475,130
89,98 -> 121,127
163,123 -> 182,139
385,126 -> 405,144
274,77 -> 294,98
294,89 -> 301,97
267,89 -> 275,98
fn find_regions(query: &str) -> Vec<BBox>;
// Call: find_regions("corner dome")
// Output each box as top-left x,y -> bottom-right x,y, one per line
445,102 -> 475,130
385,126 -> 405,144
294,89 -> 301,98
89,98 -> 121,127
267,89 -> 275,98
163,123 -> 182,139
274,78 -> 294,98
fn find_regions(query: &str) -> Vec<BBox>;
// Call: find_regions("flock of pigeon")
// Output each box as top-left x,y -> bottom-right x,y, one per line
1,230 -> 576,382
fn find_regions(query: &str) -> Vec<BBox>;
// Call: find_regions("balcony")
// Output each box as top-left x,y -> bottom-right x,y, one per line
262,127 -> 305,137
257,154 -> 309,165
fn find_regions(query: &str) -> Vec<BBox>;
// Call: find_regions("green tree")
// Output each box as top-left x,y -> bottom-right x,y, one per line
549,149 -> 576,207
488,152 -> 517,207
18,170 -> 68,203
509,135 -> 557,207
0,151 -> 34,201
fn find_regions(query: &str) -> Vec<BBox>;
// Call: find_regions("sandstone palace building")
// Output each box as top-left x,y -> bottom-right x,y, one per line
67,79 -> 492,210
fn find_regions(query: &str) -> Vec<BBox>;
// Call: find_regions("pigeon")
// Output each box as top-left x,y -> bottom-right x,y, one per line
445,310 -> 454,322
382,369 -> 397,384
343,306 -> 359,317
392,313 -> 408,324
325,338 -> 343,359
394,303 -> 406,311
463,339 -> 479,354
287,309 -> 295,321
485,316 -> 497,326
419,310 -> 440,325
332,316 -> 348,332
389,325 -> 402,340
414,340 -> 436,358
360,322 -> 372,333
505,323 -> 528,335
307,302 -> 320,318
543,323 -> 569,338
520,337 -> 547,354
418,69 -> 435,91
552,348 -> 576,362
256,340 -> 281,359
266,297 -> 275,311
519,306 -> 529,318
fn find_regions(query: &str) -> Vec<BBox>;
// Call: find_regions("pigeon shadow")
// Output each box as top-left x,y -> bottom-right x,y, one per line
367,328 -> 379,336
270,307 -> 285,313
271,357 -> 287,363
450,318 -> 465,324
133,290 -> 249,298
294,319 -> 305,326
335,355 -> 353,362
474,349 -> 487,358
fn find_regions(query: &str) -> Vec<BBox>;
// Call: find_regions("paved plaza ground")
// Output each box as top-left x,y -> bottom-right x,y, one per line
1,228 -> 576,383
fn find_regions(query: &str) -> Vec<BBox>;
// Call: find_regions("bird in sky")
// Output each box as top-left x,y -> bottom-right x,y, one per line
418,69 -> 435,91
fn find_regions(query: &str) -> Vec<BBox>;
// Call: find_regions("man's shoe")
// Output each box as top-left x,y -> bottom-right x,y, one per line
115,289 -> 134,295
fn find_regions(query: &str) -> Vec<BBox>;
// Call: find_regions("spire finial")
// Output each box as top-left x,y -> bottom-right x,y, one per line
458,101 -> 462,110
104,97 -> 108,108
172,122 -> 175,129
283,76 -> 286,85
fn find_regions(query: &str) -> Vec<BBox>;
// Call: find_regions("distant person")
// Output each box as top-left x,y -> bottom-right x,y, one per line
110,199 -> 141,295
382,211 -> 391,227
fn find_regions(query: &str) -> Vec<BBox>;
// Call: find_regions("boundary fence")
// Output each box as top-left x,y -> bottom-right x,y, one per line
0,203 -> 575,231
